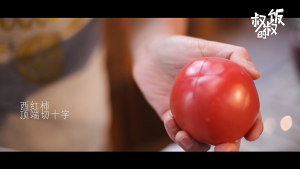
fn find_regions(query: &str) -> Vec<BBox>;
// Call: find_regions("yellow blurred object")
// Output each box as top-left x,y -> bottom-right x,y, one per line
14,33 -> 63,84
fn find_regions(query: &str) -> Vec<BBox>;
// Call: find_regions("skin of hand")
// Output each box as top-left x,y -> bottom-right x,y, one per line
130,20 -> 263,152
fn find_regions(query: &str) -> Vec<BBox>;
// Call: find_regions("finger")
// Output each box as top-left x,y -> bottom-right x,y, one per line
200,40 -> 261,80
173,36 -> 261,80
214,140 -> 241,152
175,130 -> 211,152
163,112 -> 180,142
245,112 -> 264,141
228,47 -> 261,80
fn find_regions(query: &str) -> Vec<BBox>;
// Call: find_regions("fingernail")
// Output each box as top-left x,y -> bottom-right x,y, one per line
247,61 -> 261,77
247,61 -> 259,72
166,116 -> 177,132
180,136 -> 193,150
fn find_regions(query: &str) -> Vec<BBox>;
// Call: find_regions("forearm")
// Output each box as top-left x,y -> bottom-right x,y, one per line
129,18 -> 188,63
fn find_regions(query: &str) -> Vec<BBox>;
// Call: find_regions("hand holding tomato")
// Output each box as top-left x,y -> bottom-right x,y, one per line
170,57 -> 260,145
133,35 -> 263,151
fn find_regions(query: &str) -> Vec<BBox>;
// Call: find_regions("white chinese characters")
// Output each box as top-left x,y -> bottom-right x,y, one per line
20,101 -> 70,120
251,9 -> 285,39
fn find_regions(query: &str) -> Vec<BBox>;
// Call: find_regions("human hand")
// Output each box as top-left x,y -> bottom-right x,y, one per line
132,35 -> 263,151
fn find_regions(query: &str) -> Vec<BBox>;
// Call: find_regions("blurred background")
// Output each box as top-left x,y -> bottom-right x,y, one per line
0,18 -> 300,151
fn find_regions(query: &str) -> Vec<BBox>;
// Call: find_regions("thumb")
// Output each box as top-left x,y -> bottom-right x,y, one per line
197,39 -> 261,80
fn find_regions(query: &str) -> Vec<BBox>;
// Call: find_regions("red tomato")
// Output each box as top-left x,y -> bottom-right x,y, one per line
170,57 -> 260,145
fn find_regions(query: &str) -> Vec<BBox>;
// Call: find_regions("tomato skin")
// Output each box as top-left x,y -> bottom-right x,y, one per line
170,57 -> 260,145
